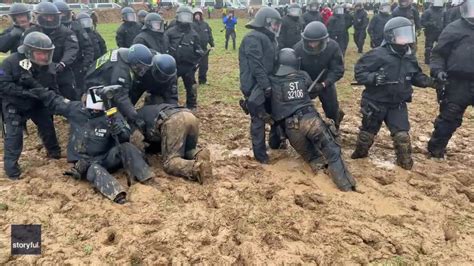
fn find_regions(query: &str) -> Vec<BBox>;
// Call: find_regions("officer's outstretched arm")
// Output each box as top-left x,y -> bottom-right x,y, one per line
354,50 -> 382,85
37,89 -> 80,118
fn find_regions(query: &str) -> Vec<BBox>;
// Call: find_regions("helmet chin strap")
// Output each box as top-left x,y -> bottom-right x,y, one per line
389,43 -> 411,56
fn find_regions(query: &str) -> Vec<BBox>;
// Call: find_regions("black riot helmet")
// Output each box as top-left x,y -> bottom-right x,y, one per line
379,3 -> 391,14
121,7 -> 137,22
333,4 -> 344,15
35,2 -> 61,29
127,44 -> 153,77
137,9 -> 148,23
383,17 -> 415,45
77,12 -> 93,29
460,0 -> 474,24
18,31 -> 55,66
9,3 -> 31,26
176,6 -> 193,23
432,0 -> 444,7
53,1 -> 72,24
246,7 -> 282,36
287,3 -> 302,17
143,12 -> 164,32
151,54 -> 177,82
275,48 -> 299,76
308,1 -> 320,11
398,0 -> 413,8
301,21 -> 329,55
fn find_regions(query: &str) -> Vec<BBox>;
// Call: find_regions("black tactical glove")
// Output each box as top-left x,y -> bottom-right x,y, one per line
264,87 -> 272,98
436,71 -> 448,82
55,62 -> 66,73
109,118 -> 126,136
63,159 -> 90,180
10,26 -> 24,38
28,87 -> 50,100
21,90 -> 40,99
374,71 -> 387,86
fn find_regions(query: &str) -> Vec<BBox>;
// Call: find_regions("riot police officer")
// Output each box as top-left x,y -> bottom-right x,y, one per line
129,53 -> 179,106
133,12 -> 166,53
269,48 -> 356,191
392,0 -> 422,32
444,0 -> 462,27
327,5 -> 349,56
428,0 -> 474,158
116,7 -> 141,48
353,17 -> 434,170
137,9 -> 149,27
239,7 -> 282,163
76,12 -> 107,60
302,1 -> 323,27
294,22 -> 345,130
30,86 -> 154,204
165,6 -> 204,110
353,3 -> 369,54
54,1 -> 94,95
421,0 -> 445,64
85,44 -> 153,128
23,2 -> 80,101
0,3 -> 33,54
368,2 -> 392,48
278,3 -> 304,49
136,103 -> 212,184
0,32 -> 61,179
192,8 -> 214,85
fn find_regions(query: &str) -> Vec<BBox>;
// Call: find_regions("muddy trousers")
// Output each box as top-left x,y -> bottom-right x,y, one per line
159,111 -> 201,179
2,101 -> 60,178
225,29 -> 236,50
424,32 -> 439,65
284,109 -> 356,191
317,83 -> 343,129
428,80 -> 474,157
178,66 -> 198,109
250,116 -> 282,163
85,142 -> 153,201
354,29 -> 367,53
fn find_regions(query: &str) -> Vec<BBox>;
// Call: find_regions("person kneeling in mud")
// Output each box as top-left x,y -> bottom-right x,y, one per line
268,48 -> 356,192
136,103 -> 212,184
30,86 -> 154,204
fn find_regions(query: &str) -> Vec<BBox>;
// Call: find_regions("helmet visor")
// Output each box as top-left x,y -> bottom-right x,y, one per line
399,0 -> 412,7
433,0 -> 444,7
380,4 -> 391,13
79,17 -> 93,29
150,20 -> 164,32
309,4 -> 319,11
288,7 -> 302,16
37,13 -> 61,29
30,48 -> 54,66
60,11 -> 72,23
177,12 -> 193,23
265,17 -> 282,37
392,25 -> 416,44
461,0 -> 474,23
303,38 -> 328,55
124,12 -> 137,22
86,88 -> 104,110
131,63 -> 151,77
11,12 -> 31,27
152,66 -> 175,82
334,7 -> 344,14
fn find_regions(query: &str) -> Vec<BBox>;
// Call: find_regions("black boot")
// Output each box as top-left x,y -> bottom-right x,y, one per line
351,131 -> 374,159
393,131 -> 413,170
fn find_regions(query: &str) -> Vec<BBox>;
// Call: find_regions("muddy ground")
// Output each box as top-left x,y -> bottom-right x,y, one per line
0,29 -> 473,264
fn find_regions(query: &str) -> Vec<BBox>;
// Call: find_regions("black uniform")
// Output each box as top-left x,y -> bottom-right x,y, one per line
129,70 -> 179,106
239,28 -> 279,163
421,6 -> 444,64
164,23 -> 203,109
368,12 -> 391,48
354,45 -> 432,167
133,29 -> 167,53
0,53 -> 61,178
66,21 -> 95,95
278,15 -> 304,49
293,39 -> 345,128
192,19 -> 214,84
36,89 -> 152,201
392,6 -> 422,31
0,24 -> 32,54
23,25 -> 80,100
443,6 -> 461,27
428,19 -> 474,157
116,21 -> 142,48
86,28 -> 107,60
269,70 -> 356,191
327,14 -> 349,56
302,10 -> 323,27
85,49 -> 140,123
353,8 -> 369,53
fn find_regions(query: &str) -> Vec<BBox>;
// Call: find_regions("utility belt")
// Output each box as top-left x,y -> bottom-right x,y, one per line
155,106 -> 190,129
285,106 -> 316,130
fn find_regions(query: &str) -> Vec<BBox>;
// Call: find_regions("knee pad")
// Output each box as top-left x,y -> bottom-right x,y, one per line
393,131 -> 410,143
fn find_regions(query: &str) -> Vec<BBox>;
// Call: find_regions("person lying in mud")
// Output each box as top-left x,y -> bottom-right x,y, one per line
29,86 -> 154,204
352,17 -> 435,170
266,48 -> 356,192
135,103 -> 213,184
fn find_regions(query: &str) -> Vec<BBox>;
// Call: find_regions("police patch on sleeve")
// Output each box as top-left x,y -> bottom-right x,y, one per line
118,77 -> 126,84
19,59 -> 32,71
71,35 -> 78,42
